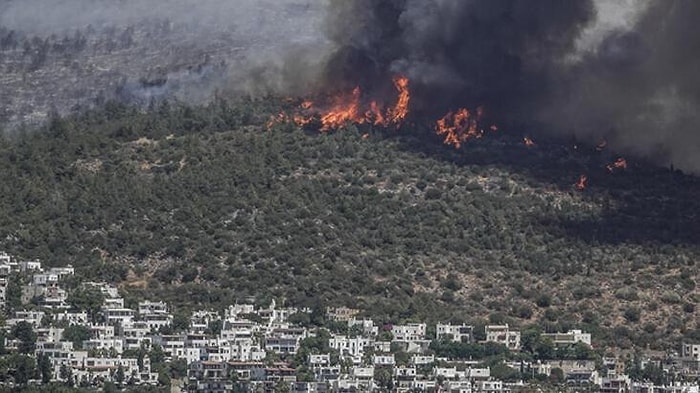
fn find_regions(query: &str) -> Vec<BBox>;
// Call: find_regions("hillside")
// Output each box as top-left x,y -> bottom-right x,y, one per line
0,0 -> 326,127
0,99 -> 697,350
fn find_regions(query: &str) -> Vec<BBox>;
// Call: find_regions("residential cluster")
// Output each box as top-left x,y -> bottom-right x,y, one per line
0,253 -> 698,393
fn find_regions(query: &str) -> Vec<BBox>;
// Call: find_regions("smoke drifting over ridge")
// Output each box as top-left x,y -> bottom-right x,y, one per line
0,0 -> 330,126
323,0 -> 595,117
322,0 -> 700,173
550,1 -> 700,173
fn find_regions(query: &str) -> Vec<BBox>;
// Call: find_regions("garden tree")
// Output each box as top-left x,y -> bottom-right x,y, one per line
471,321 -> 487,342
374,367 -> 394,391
115,364 -> 126,386
169,358 -> 188,379
571,342 -> 597,360
323,320 -> 348,335
549,367 -> 565,384
641,363 -> 667,385
378,331 -> 394,342
158,369 -> 171,387
11,321 -> 37,354
5,275 -> 22,311
309,302 -> 327,327
62,325 -> 91,349
534,337 -> 556,360
287,312 -> 311,327
37,352 -> 52,383
149,345 -> 165,367
295,364 -> 314,383
293,332 -> 331,369
67,286 -> 105,323
103,381 -> 119,393
170,310 -> 191,333
230,370 -> 248,393
264,351 -> 282,366
520,327 -> 542,354
489,361 -> 521,382
40,313 -> 54,328
390,342 -> 410,366
60,363 -> 74,387
120,349 -> 146,371
0,355 -> 9,382
206,319 -> 223,336
274,381 -> 291,393
9,354 -> 36,386
626,353 -> 667,385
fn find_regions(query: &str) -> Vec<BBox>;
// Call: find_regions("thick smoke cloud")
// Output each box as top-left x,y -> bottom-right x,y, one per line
547,1 -> 700,173
323,0 -> 700,173
323,0 -> 596,118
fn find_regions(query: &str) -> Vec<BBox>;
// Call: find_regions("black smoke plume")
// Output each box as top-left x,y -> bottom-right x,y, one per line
323,0 -> 595,118
546,1 -> 700,173
322,0 -> 700,173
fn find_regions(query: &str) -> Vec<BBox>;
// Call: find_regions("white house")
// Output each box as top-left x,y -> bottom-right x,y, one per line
392,323 -> 426,342
437,323 -> 474,342
485,325 -> 521,350
541,330 -> 592,346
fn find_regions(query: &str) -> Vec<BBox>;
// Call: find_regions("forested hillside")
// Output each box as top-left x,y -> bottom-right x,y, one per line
0,98 -> 697,350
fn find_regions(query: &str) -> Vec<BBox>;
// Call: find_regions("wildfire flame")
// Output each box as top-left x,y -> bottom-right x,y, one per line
435,108 -> 481,149
319,87 -> 363,131
268,75 -> 412,132
266,112 -> 289,130
366,101 -> 386,126
389,76 -> 410,125
606,157 -> 628,172
270,79 -> 627,196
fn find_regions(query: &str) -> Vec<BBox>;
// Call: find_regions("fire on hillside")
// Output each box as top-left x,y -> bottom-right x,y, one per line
268,76 -> 412,132
268,75 -> 497,150
268,74 -> 630,192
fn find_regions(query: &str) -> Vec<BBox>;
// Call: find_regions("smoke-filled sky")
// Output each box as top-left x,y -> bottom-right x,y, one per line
0,0 -> 332,97
550,1 -> 700,173
1,0 -> 699,173
321,0 -> 700,173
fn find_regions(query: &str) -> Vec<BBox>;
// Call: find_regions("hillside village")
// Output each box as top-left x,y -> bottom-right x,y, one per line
0,252 -> 697,393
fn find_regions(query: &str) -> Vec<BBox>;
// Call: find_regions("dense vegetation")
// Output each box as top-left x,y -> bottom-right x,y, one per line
0,98 -> 697,350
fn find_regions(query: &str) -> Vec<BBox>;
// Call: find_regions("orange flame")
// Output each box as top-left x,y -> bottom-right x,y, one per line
293,114 -> 313,127
523,137 -> 536,147
319,87 -> 364,131
435,108 -> 482,149
366,101 -> 386,126
266,112 -> 289,130
606,157 -> 628,172
575,174 -> 588,191
273,75 -> 411,132
388,76 -> 410,125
